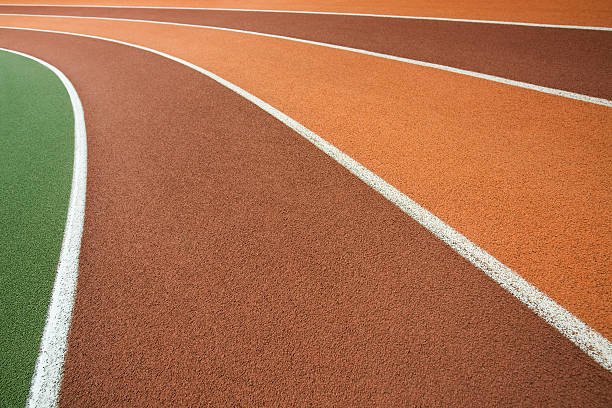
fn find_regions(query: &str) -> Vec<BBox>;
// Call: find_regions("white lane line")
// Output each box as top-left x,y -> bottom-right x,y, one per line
0,4 -> 610,30
0,48 -> 87,408
1,27 -> 610,373
0,13 -> 610,107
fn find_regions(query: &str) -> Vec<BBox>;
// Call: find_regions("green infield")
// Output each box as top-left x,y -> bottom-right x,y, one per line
0,50 -> 74,407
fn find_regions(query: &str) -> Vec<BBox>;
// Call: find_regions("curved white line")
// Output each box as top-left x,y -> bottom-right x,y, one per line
1,13 -> 610,107
1,27 -> 609,374
0,48 -> 87,408
0,4 -> 610,30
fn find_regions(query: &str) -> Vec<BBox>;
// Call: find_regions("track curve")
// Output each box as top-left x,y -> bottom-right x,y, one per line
0,14 -> 610,340
1,6 -> 610,99
3,29 -> 612,406
0,0 -> 610,26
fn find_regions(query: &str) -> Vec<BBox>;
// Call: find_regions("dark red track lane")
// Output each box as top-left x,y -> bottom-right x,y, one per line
1,6 -> 611,99
3,29 -> 611,406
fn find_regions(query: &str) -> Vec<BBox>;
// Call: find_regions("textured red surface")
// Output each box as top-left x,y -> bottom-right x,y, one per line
0,0 -> 610,26
1,6 -> 610,99
3,14 -> 607,338
3,30 -> 611,406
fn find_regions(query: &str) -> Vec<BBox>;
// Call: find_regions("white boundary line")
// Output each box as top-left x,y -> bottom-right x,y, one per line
0,48 -> 87,407
0,3 -> 610,30
0,13 -> 610,107
1,27 -> 610,374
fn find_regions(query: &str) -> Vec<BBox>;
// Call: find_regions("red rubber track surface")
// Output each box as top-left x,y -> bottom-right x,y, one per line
0,0 -> 611,26
1,5 -> 611,99
3,29 -> 611,407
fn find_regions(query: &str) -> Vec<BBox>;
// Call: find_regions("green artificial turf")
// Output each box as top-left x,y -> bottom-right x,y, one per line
0,50 -> 74,407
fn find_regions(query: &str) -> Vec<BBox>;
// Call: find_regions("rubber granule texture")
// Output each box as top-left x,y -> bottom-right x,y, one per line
3,30 -> 611,407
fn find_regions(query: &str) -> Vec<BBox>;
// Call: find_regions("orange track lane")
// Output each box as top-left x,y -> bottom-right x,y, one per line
1,0 -> 611,26
1,15 -> 609,339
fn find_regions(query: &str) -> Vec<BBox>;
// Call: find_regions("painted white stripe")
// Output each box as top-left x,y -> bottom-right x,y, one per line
1,27 -> 609,374
0,48 -> 87,408
0,13 -> 610,107
0,3 -> 610,30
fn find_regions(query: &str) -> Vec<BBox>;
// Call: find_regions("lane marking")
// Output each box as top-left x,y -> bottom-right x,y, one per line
0,4 -> 611,30
0,13 -> 610,107
0,48 -> 87,408
1,27 -> 610,374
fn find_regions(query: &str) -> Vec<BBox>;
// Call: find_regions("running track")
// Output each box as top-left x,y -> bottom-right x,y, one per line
1,2 -> 611,406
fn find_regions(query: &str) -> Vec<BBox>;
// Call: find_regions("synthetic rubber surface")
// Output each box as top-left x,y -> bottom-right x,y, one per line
0,5 -> 609,98
2,29 -> 611,407
0,15 -> 609,339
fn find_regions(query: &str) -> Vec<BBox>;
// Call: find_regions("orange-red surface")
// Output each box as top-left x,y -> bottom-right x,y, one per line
0,0 -> 611,26
0,15 -> 609,339
7,28 -> 611,406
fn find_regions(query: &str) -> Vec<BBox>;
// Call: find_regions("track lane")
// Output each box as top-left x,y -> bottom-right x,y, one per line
1,6 -> 610,99
0,15 -> 609,340
3,29 -> 611,407
0,0 -> 610,26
